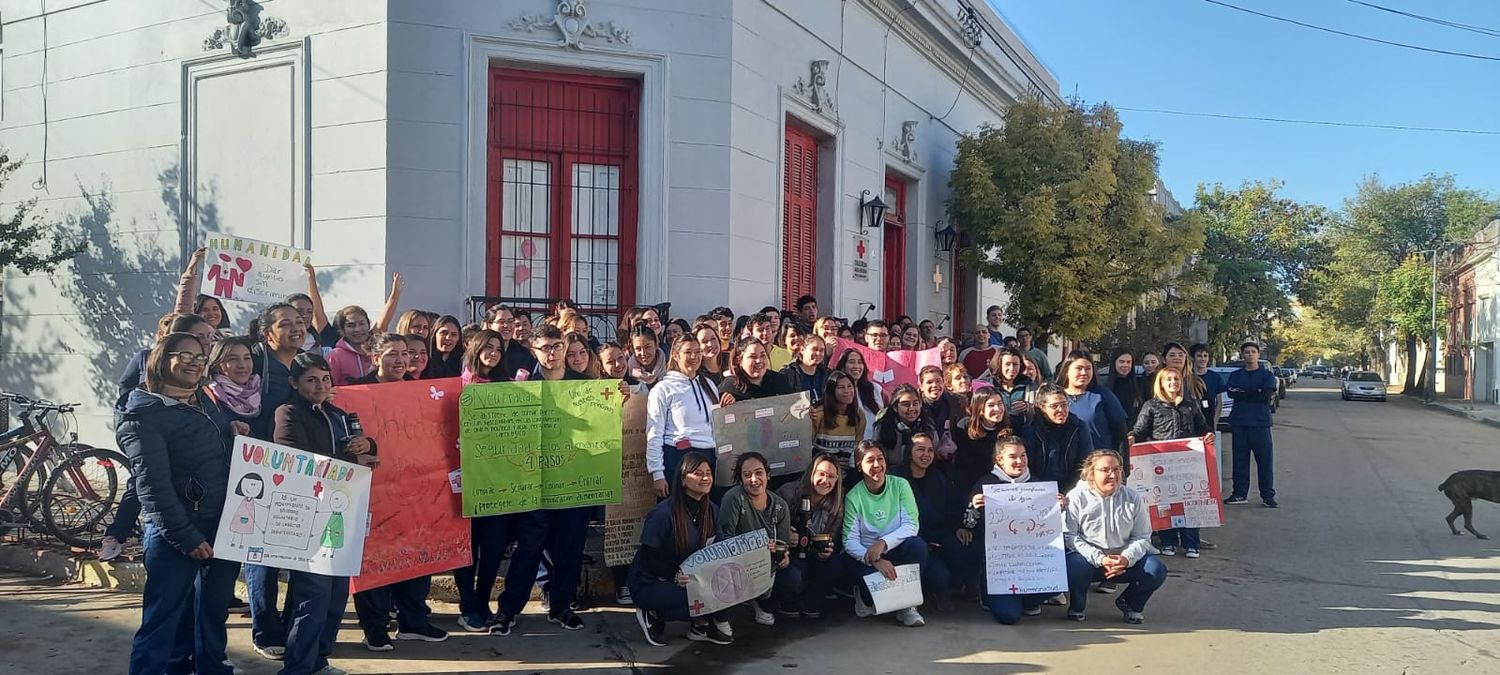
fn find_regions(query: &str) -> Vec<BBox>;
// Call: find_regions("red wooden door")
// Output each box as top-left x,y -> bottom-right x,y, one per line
487,68 -> 639,324
882,176 -> 907,321
782,126 -> 819,310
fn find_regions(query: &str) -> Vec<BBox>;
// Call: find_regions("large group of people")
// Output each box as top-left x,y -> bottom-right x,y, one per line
110,251 -> 1280,674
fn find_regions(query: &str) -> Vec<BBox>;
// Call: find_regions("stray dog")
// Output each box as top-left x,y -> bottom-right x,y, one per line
1440,470 -> 1500,540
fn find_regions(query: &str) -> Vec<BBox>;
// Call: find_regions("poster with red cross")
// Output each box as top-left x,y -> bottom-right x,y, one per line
1128,437 -> 1224,530
200,235 -> 313,305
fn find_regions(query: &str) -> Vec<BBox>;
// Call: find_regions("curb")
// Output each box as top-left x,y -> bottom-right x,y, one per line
1,541 -> 619,603
1398,395 -> 1500,430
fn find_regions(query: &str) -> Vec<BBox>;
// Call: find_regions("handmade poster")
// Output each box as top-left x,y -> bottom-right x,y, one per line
711,392 -> 815,486
200,234 -> 312,305
887,346 -> 945,374
681,529 -> 773,617
460,380 -> 624,516
213,436 -> 372,576
863,563 -> 923,614
337,378 -> 469,593
982,481 -> 1067,595
1129,437 -> 1223,530
828,338 -> 918,395
604,394 -> 652,566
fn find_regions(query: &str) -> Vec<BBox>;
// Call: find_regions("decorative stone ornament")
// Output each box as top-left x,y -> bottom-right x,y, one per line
893,120 -> 918,163
793,60 -> 835,113
203,0 -> 288,57
508,0 -> 633,49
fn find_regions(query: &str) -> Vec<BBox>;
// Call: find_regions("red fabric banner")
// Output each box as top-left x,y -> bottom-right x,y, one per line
337,378 -> 470,592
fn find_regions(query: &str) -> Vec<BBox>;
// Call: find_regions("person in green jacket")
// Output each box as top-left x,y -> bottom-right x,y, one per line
718,452 -> 793,627
843,441 -> 928,627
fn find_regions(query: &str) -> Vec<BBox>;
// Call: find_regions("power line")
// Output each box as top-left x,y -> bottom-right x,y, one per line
1343,0 -> 1500,39
1203,0 -> 1500,62
1115,106 -> 1500,136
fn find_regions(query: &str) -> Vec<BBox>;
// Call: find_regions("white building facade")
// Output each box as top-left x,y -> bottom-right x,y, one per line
0,0 -> 1059,442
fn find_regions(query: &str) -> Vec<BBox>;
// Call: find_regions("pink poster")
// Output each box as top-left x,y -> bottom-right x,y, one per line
828,338 -> 919,395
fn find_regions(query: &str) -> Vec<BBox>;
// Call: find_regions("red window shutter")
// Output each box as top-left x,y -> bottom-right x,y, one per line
782,126 -> 819,310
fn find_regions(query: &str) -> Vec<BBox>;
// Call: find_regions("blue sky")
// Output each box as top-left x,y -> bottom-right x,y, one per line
988,0 -> 1500,211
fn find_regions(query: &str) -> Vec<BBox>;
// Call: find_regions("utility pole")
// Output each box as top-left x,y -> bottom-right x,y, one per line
1430,249 -> 1439,403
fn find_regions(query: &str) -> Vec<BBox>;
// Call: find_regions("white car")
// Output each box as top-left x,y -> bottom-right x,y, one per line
1342,371 -> 1387,401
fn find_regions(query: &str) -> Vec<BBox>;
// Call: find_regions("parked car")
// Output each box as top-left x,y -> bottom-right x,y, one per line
1342,371 -> 1388,401
1309,366 -> 1331,379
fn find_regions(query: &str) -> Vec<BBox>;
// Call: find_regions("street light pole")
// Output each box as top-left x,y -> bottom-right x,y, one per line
1430,249 -> 1439,403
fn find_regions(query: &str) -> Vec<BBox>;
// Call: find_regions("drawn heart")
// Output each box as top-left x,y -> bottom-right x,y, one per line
272,474 -> 285,486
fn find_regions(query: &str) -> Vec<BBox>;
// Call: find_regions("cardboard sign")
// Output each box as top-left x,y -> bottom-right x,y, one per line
336,378 -> 470,593
214,436 -> 372,576
201,235 -> 312,305
459,380 -> 624,517
1129,437 -> 1223,529
828,338 -> 919,395
711,392 -> 815,486
982,481 -> 1067,595
681,529 -> 774,617
863,563 -> 923,614
604,394 -> 652,566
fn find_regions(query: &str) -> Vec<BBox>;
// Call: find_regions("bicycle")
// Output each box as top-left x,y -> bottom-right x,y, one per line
0,394 -> 58,528
0,393 -> 131,548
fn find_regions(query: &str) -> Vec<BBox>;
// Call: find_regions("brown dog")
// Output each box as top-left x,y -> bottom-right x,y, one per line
1440,470 -> 1500,540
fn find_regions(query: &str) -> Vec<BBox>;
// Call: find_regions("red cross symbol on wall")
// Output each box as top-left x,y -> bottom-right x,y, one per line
690,599 -> 705,614
856,239 -> 867,259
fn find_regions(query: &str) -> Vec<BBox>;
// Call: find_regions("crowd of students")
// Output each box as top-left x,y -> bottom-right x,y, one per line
110,252 -> 1281,674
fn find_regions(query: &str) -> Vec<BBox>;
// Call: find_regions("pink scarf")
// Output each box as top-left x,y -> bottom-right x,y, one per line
211,374 -> 262,417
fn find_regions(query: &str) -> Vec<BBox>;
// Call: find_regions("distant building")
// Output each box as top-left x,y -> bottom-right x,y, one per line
1444,219 -> 1499,403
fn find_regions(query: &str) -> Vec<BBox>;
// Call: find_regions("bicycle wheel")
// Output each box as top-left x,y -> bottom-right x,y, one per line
0,444 -> 52,527
41,447 -> 129,548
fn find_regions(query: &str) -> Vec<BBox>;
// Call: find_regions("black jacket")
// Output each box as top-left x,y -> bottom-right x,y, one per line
951,418 -> 1007,492
779,363 -> 830,399
1131,398 -> 1209,443
115,388 -> 234,555
900,464 -> 963,543
874,408 -> 936,470
720,370 -> 795,401
273,394 -> 376,463
1019,414 -> 1093,494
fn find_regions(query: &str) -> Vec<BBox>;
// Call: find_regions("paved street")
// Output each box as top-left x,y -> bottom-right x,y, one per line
3,383 -> 1499,674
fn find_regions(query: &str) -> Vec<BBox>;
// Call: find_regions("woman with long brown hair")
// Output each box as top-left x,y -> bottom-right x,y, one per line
813,370 -> 865,470
646,336 -> 720,498
630,452 -> 736,646
834,348 -> 884,440
952,388 -> 1011,490
775,452 -> 847,619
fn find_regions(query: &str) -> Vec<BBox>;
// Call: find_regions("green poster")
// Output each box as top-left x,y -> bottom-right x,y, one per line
459,380 -> 624,516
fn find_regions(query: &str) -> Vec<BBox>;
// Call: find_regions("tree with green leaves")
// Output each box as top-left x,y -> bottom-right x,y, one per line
948,99 -> 1198,342
1195,181 -> 1333,357
0,153 -> 84,274
1305,174 -> 1497,393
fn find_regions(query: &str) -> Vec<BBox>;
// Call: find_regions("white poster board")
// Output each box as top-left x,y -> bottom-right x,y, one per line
863,563 -> 923,614
1129,438 -> 1223,529
213,436 -> 372,576
983,481 -> 1067,595
680,529 -> 773,617
201,234 -> 312,305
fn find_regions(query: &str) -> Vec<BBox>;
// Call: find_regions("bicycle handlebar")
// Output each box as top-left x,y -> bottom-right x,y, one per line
2,393 -> 78,413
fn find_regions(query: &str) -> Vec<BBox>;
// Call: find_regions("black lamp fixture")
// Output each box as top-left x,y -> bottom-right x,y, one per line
934,219 -> 958,253
859,189 -> 888,233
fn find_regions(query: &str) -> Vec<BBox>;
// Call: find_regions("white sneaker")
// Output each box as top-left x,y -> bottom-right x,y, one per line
853,590 -> 874,618
313,666 -> 348,675
98,536 -> 125,562
253,645 -> 285,661
749,600 -> 775,626
896,607 -> 925,627
713,618 -> 734,638
1160,546 -> 1177,556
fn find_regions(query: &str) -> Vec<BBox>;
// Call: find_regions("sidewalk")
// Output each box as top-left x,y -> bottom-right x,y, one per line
1405,395 -> 1500,430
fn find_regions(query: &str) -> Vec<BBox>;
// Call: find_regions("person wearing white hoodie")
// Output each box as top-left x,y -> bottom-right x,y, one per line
647,336 -> 720,498
1062,449 -> 1167,624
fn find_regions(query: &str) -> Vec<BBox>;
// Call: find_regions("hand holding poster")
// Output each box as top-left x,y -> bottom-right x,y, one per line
214,436 -> 372,576
982,481 -> 1067,595
1129,437 -> 1223,530
336,378 -> 470,593
681,529 -> 774,617
604,394 -> 652,566
201,235 -> 313,305
712,392 -> 814,486
863,563 -> 923,614
460,380 -> 625,517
